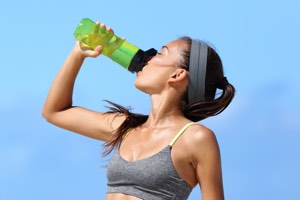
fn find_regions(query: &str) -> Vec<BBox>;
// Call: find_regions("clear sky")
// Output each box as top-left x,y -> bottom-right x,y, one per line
0,0 -> 299,199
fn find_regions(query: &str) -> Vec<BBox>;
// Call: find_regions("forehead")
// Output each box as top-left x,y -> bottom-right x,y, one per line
164,39 -> 186,50
161,40 -> 187,65
163,39 -> 187,56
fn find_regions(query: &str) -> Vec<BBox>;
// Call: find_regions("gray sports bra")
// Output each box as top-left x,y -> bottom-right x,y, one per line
106,122 -> 196,200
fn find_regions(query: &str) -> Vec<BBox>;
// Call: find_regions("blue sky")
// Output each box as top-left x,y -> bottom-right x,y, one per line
0,0 -> 299,199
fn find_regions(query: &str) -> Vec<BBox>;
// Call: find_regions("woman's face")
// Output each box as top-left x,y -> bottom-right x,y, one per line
135,39 -> 186,94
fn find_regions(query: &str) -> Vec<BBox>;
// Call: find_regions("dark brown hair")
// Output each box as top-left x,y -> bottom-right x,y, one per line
103,36 -> 235,156
179,36 -> 235,121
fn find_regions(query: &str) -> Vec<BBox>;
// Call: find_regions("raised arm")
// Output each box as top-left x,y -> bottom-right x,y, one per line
42,25 -> 126,141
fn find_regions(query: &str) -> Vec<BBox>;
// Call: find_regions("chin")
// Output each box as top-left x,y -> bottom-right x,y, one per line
134,80 -> 145,91
134,79 -> 150,94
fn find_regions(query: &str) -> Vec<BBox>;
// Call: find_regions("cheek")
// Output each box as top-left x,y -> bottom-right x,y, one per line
134,71 -> 167,93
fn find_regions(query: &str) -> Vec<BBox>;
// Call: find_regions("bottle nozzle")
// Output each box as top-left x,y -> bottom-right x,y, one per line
128,48 -> 157,73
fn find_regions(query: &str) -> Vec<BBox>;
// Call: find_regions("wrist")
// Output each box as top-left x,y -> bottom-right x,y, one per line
72,45 -> 86,61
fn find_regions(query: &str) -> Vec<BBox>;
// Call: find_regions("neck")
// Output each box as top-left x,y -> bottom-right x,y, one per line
143,91 -> 185,128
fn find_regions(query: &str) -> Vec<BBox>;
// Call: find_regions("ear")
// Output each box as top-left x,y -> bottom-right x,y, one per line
168,68 -> 188,83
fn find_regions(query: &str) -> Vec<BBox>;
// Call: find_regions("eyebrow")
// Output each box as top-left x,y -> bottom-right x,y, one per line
161,46 -> 169,51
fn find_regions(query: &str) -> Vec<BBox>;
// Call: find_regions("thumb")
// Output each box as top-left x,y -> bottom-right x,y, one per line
95,45 -> 103,54
90,45 -> 103,58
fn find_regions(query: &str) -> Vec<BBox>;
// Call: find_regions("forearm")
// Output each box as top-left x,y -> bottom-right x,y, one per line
42,47 -> 85,118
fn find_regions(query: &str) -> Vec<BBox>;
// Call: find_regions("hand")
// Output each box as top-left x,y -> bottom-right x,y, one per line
74,22 -> 115,59
75,41 -> 103,58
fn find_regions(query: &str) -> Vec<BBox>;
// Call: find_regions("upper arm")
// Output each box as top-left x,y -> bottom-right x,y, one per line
191,128 -> 224,200
42,106 -> 126,141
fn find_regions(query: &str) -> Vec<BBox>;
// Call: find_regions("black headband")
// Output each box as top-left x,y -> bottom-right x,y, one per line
187,40 -> 208,104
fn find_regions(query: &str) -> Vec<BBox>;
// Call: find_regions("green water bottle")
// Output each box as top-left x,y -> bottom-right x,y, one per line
74,18 -> 157,72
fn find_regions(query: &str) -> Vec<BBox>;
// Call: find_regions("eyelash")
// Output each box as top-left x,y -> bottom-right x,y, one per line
157,52 -> 162,55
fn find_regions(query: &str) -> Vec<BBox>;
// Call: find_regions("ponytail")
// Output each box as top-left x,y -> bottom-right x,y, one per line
184,82 -> 235,122
179,36 -> 235,122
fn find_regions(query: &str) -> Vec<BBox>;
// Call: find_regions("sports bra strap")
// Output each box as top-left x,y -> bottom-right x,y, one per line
169,122 -> 196,146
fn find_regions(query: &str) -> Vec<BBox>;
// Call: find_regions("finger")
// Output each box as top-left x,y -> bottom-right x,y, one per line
100,23 -> 106,29
107,27 -> 114,35
100,23 -> 106,34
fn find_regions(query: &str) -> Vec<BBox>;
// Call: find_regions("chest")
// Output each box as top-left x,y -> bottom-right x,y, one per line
109,147 -> 176,184
106,146 -> 193,199
113,126 -> 198,187
119,127 -> 176,162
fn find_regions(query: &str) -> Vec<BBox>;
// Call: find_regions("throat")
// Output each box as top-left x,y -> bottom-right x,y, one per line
144,111 -> 185,128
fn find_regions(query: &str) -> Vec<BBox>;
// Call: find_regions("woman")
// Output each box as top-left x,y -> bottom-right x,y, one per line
42,23 -> 235,200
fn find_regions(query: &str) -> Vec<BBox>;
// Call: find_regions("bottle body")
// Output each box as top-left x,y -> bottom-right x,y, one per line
74,18 -> 156,72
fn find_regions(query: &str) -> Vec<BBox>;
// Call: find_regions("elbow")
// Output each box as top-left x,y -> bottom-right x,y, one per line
41,110 -> 48,121
41,107 -> 53,122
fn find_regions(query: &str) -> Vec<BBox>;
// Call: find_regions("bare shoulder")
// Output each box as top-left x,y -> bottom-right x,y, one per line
185,123 -> 220,161
187,123 -> 218,146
